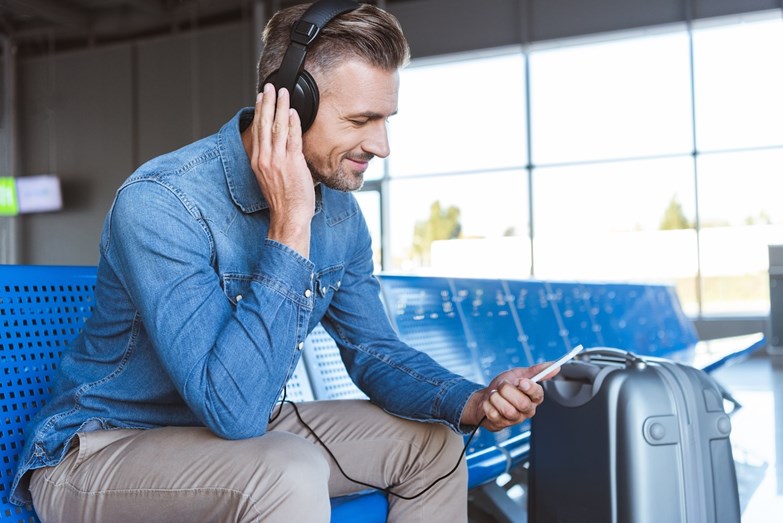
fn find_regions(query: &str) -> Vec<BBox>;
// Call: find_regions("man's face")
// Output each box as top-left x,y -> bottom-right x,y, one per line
302,59 -> 399,192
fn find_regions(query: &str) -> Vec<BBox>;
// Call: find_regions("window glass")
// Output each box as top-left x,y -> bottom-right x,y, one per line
387,170 -> 529,278
529,30 -> 693,164
363,154 -> 384,182
389,50 -> 527,177
692,15 -> 783,151
354,189 -> 382,271
697,149 -> 783,314
532,157 -> 699,314
378,14 -> 783,319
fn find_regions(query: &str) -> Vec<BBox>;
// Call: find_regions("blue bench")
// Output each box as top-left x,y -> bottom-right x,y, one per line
377,275 -> 765,373
1,266 -> 765,522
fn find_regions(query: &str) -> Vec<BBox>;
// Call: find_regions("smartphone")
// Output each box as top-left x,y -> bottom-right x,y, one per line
530,344 -> 584,383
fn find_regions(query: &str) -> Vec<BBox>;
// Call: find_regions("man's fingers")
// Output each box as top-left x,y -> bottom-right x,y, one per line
252,84 -> 276,161
271,88 -> 291,150
287,108 -> 303,153
486,385 -> 525,421
483,380 -> 542,428
252,85 -> 304,175
518,378 -> 545,404
486,387 -> 515,420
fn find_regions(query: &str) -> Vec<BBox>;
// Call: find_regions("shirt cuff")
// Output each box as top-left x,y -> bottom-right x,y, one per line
438,379 -> 485,434
255,239 -> 316,307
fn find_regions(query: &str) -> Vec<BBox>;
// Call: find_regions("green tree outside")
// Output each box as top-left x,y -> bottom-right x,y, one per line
411,200 -> 462,265
659,195 -> 692,230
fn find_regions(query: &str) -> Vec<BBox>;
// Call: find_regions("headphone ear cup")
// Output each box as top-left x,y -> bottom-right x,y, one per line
262,69 -> 320,133
292,70 -> 319,133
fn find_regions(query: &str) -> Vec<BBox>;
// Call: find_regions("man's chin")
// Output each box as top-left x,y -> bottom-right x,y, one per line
320,174 -> 364,193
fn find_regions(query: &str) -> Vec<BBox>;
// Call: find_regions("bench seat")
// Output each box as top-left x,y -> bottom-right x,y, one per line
1,266 -> 766,522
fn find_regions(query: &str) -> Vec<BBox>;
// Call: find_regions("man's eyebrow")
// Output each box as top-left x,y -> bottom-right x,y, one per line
348,110 -> 399,120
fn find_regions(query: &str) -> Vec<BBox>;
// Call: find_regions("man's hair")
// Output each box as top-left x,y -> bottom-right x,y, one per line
257,2 -> 410,93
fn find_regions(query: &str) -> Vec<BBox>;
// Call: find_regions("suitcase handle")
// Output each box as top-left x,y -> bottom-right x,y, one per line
545,348 -> 648,406
577,347 -> 648,369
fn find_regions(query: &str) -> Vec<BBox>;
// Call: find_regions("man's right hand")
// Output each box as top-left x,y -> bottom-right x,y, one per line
247,83 -> 315,258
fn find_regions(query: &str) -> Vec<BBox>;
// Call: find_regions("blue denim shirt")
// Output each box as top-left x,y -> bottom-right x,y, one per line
11,108 -> 483,505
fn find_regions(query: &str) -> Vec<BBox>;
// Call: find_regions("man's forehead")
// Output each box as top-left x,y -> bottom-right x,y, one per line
318,60 -> 399,109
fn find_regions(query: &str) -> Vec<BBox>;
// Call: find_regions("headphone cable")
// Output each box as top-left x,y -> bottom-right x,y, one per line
274,394 -> 486,500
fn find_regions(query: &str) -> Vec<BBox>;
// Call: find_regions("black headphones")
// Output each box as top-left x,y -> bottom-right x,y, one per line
263,0 -> 360,133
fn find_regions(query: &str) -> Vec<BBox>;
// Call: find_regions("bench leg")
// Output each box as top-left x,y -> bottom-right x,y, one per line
468,469 -> 528,523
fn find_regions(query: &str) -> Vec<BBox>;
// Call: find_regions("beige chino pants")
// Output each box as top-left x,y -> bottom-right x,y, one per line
29,400 -> 469,523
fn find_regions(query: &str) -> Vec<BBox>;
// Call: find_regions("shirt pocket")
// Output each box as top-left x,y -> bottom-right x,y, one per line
315,265 -> 344,300
222,273 -> 254,306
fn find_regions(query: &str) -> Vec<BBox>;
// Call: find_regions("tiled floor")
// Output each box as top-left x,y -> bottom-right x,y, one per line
712,353 -> 783,522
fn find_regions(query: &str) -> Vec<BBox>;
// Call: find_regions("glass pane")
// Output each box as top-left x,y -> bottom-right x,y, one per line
530,30 -> 693,164
698,149 -> 783,315
693,14 -> 783,152
389,50 -> 527,177
387,170 -> 529,278
363,155 -> 384,182
354,190 -> 382,272
532,157 -> 699,314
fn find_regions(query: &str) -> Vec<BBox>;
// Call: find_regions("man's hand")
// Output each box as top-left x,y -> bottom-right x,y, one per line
247,83 -> 314,257
461,362 -> 560,431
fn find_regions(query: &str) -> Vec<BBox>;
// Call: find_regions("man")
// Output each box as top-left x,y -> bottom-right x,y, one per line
12,2 -> 556,521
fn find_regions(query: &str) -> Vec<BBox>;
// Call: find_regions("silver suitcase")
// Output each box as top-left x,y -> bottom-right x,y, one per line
528,349 -> 741,523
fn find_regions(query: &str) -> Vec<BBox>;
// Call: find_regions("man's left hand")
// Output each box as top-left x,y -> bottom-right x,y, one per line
461,362 -> 559,431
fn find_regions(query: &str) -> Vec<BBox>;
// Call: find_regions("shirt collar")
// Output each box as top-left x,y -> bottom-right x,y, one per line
218,107 -> 324,215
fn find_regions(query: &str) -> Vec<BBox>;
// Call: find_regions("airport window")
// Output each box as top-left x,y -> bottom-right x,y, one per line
691,13 -> 783,315
353,189 -> 383,271
692,15 -> 783,152
697,149 -> 783,315
532,157 -> 699,314
388,51 -> 527,177
529,29 -> 693,164
357,10 -> 783,318
386,170 -> 529,276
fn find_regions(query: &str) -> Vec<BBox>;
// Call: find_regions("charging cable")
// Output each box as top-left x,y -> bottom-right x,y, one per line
271,389 -> 486,500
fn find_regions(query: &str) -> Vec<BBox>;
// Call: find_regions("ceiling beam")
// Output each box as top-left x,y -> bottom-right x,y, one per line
8,0 -> 88,30
123,0 -> 165,17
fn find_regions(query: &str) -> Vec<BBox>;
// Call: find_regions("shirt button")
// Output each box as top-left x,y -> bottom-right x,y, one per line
297,342 -> 304,350
235,295 -> 243,302
304,289 -> 312,298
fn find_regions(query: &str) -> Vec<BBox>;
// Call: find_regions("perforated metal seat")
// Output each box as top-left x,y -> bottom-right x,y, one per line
302,323 -> 367,400
1,265 -> 97,523
0,266 -> 383,523
1,267 -> 762,523
377,275 -> 522,481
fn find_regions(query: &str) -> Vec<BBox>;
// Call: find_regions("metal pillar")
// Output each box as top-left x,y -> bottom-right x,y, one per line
768,245 -> 783,358
0,34 -> 20,264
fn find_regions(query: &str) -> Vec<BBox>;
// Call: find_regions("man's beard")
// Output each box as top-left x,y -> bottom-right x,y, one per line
307,154 -> 374,193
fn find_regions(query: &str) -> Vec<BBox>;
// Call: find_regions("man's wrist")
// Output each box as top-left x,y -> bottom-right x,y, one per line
267,221 -> 311,258
460,389 -> 486,427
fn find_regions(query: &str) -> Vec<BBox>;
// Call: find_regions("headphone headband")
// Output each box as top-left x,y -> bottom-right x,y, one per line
270,0 -> 360,132
294,0 -> 360,44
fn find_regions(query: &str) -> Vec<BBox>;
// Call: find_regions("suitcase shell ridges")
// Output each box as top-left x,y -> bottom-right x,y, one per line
528,351 -> 741,523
